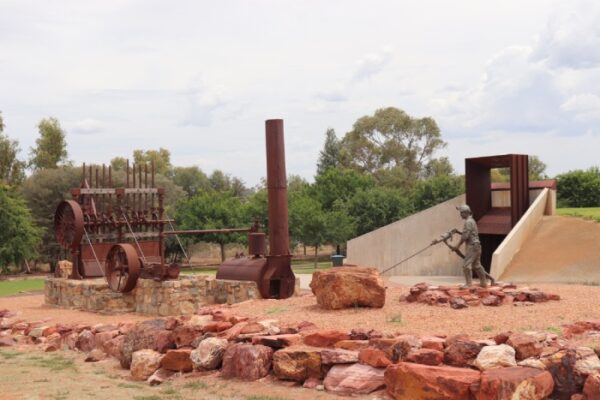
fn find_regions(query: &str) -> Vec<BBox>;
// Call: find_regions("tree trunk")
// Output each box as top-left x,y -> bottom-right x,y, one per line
336,244 -> 341,255
23,260 -> 32,274
314,245 -> 318,269
303,244 -> 307,256
220,243 -> 226,262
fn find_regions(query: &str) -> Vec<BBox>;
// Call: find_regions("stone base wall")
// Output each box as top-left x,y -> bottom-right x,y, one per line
44,275 -> 269,316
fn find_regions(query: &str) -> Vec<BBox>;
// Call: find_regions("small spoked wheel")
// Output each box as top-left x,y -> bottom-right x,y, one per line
105,243 -> 141,293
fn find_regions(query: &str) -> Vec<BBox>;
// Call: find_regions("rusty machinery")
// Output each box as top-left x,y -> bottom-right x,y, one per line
54,119 -> 295,299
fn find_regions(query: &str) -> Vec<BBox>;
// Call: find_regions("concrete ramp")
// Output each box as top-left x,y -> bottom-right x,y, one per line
500,216 -> 600,283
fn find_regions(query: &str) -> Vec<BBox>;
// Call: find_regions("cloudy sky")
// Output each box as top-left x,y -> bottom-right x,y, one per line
1,0 -> 599,186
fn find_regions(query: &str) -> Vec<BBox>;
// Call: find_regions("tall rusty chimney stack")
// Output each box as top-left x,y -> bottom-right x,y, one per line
265,119 -> 290,256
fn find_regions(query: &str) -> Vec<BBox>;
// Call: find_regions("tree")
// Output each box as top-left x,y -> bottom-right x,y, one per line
29,117 -> 69,170
347,187 -> 413,236
0,184 -> 43,273
173,191 -> 245,262
19,166 -> 82,267
316,128 -> 344,176
289,193 -> 328,268
171,166 -> 210,198
312,167 -> 375,211
0,114 -> 26,186
412,175 -> 464,211
556,167 -> 600,207
110,157 -> 128,171
133,148 -> 172,175
341,107 -> 446,187
422,157 -> 455,179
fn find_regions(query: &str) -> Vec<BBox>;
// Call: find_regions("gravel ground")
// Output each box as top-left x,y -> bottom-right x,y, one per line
1,282 -> 599,340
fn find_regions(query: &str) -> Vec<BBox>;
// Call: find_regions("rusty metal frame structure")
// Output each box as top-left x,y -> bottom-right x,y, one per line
465,154 -> 529,269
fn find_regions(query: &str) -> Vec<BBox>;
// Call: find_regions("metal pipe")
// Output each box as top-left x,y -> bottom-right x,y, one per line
265,119 -> 290,256
164,227 -> 252,236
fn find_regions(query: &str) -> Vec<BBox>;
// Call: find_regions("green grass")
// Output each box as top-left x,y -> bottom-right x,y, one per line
32,353 -> 77,372
0,278 -> 45,297
118,382 -> 144,389
481,325 -> 494,332
246,396 -> 289,400
546,326 -> 562,334
133,396 -> 162,400
557,207 -> 600,222
265,306 -> 288,315
183,381 -> 208,390
386,313 -> 403,325
0,349 -> 22,360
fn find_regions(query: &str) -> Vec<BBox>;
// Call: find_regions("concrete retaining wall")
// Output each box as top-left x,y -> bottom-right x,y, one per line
346,194 -> 466,276
490,188 -> 551,279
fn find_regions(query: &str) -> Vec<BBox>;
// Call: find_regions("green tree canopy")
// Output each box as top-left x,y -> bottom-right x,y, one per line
133,148 -> 172,175
110,157 -> 128,171
312,167 -> 375,211
412,175 -> 464,211
173,191 -> 245,261
347,187 -> 413,236
556,167 -> 600,207
494,155 -> 548,182
0,114 -> 26,186
0,184 -> 43,273
341,107 -> 446,187
171,166 -> 211,198
29,117 -> 69,170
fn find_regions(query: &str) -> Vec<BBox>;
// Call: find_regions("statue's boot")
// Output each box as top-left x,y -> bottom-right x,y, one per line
474,267 -> 488,288
460,270 -> 472,289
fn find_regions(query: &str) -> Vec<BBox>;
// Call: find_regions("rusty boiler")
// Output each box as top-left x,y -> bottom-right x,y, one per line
216,119 -> 296,299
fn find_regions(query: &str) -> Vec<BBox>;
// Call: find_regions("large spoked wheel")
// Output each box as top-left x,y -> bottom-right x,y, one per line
54,200 -> 84,249
105,244 -> 141,293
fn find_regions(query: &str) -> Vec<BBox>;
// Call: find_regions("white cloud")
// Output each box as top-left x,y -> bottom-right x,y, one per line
351,47 -> 393,82
560,93 -> 600,121
69,118 -> 103,135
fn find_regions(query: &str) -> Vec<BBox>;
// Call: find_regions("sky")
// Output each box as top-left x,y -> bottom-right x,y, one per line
1,0 -> 600,186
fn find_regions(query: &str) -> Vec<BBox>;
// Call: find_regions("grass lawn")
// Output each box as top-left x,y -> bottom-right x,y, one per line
0,278 -> 45,297
180,261 -> 332,276
557,207 -> 600,222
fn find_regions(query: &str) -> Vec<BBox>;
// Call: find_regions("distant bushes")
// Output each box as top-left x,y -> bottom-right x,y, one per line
556,167 -> 600,207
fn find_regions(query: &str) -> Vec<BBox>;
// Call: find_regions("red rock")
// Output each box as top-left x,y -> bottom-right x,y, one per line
160,348 -> 193,372
203,321 -> 233,333
95,330 -> 119,351
297,321 -> 318,332
324,363 -> 385,395
502,296 -> 514,306
385,362 -> 480,400
405,348 -> 444,366
221,343 -> 273,380
75,329 -> 96,352
147,368 -> 175,386
321,348 -> 359,364
190,337 -> 228,370
493,331 -> 512,345
272,346 -> 323,381
369,338 -> 400,359
43,332 -> 61,352
476,367 -> 554,400
218,321 -> 250,341
131,349 -> 163,380
349,328 -> 382,340
304,330 -> 350,348
583,373 -> 600,400
240,322 -> 267,334
481,295 -> 501,306
93,324 -> 118,333
417,290 -> 450,305
450,297 -> 468,309
104,335 -> 125,358
335,340 -> 370,351
391,335 -> 422,362
42,326 -> 57,337
444,339 -> 484,367
119,319 -> 170,368
0,337 -> 15,347
507,333 -> 543,360
252,334 -> 301,349
547,293 -> 560,301
164,317 -> 179,330
359,347 -> 392,368
421,336 -> 445,351
310,267 -> 386,309
172,325 -> 202,348
303,376 -> 322,389
545,349 -> 585,399
211,309 -> 234,322
155,330 -> 175,353
85,348 -> 106,362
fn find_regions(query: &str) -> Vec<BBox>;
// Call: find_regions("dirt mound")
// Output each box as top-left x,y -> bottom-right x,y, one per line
501,216 -> 600,283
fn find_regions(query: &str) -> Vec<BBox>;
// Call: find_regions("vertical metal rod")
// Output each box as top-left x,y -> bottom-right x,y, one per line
126,159 -> 130,212
82,162 -> 86,183
144,163 -> 148,230
132,163 -> 136,215
138,162 -> 142,218
89,165 -> 93,187
108,166 -> 112,215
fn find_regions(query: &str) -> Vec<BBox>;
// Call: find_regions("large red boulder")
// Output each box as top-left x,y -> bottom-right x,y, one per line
221,343 -> 273,380
323,363 -> 385,395
359,347 -> 392,368
405,348 -> 444,366
583,373 -> 600,400
385,362 -> 480,400
309,267 -> 385,309
476,367 -> 554,400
